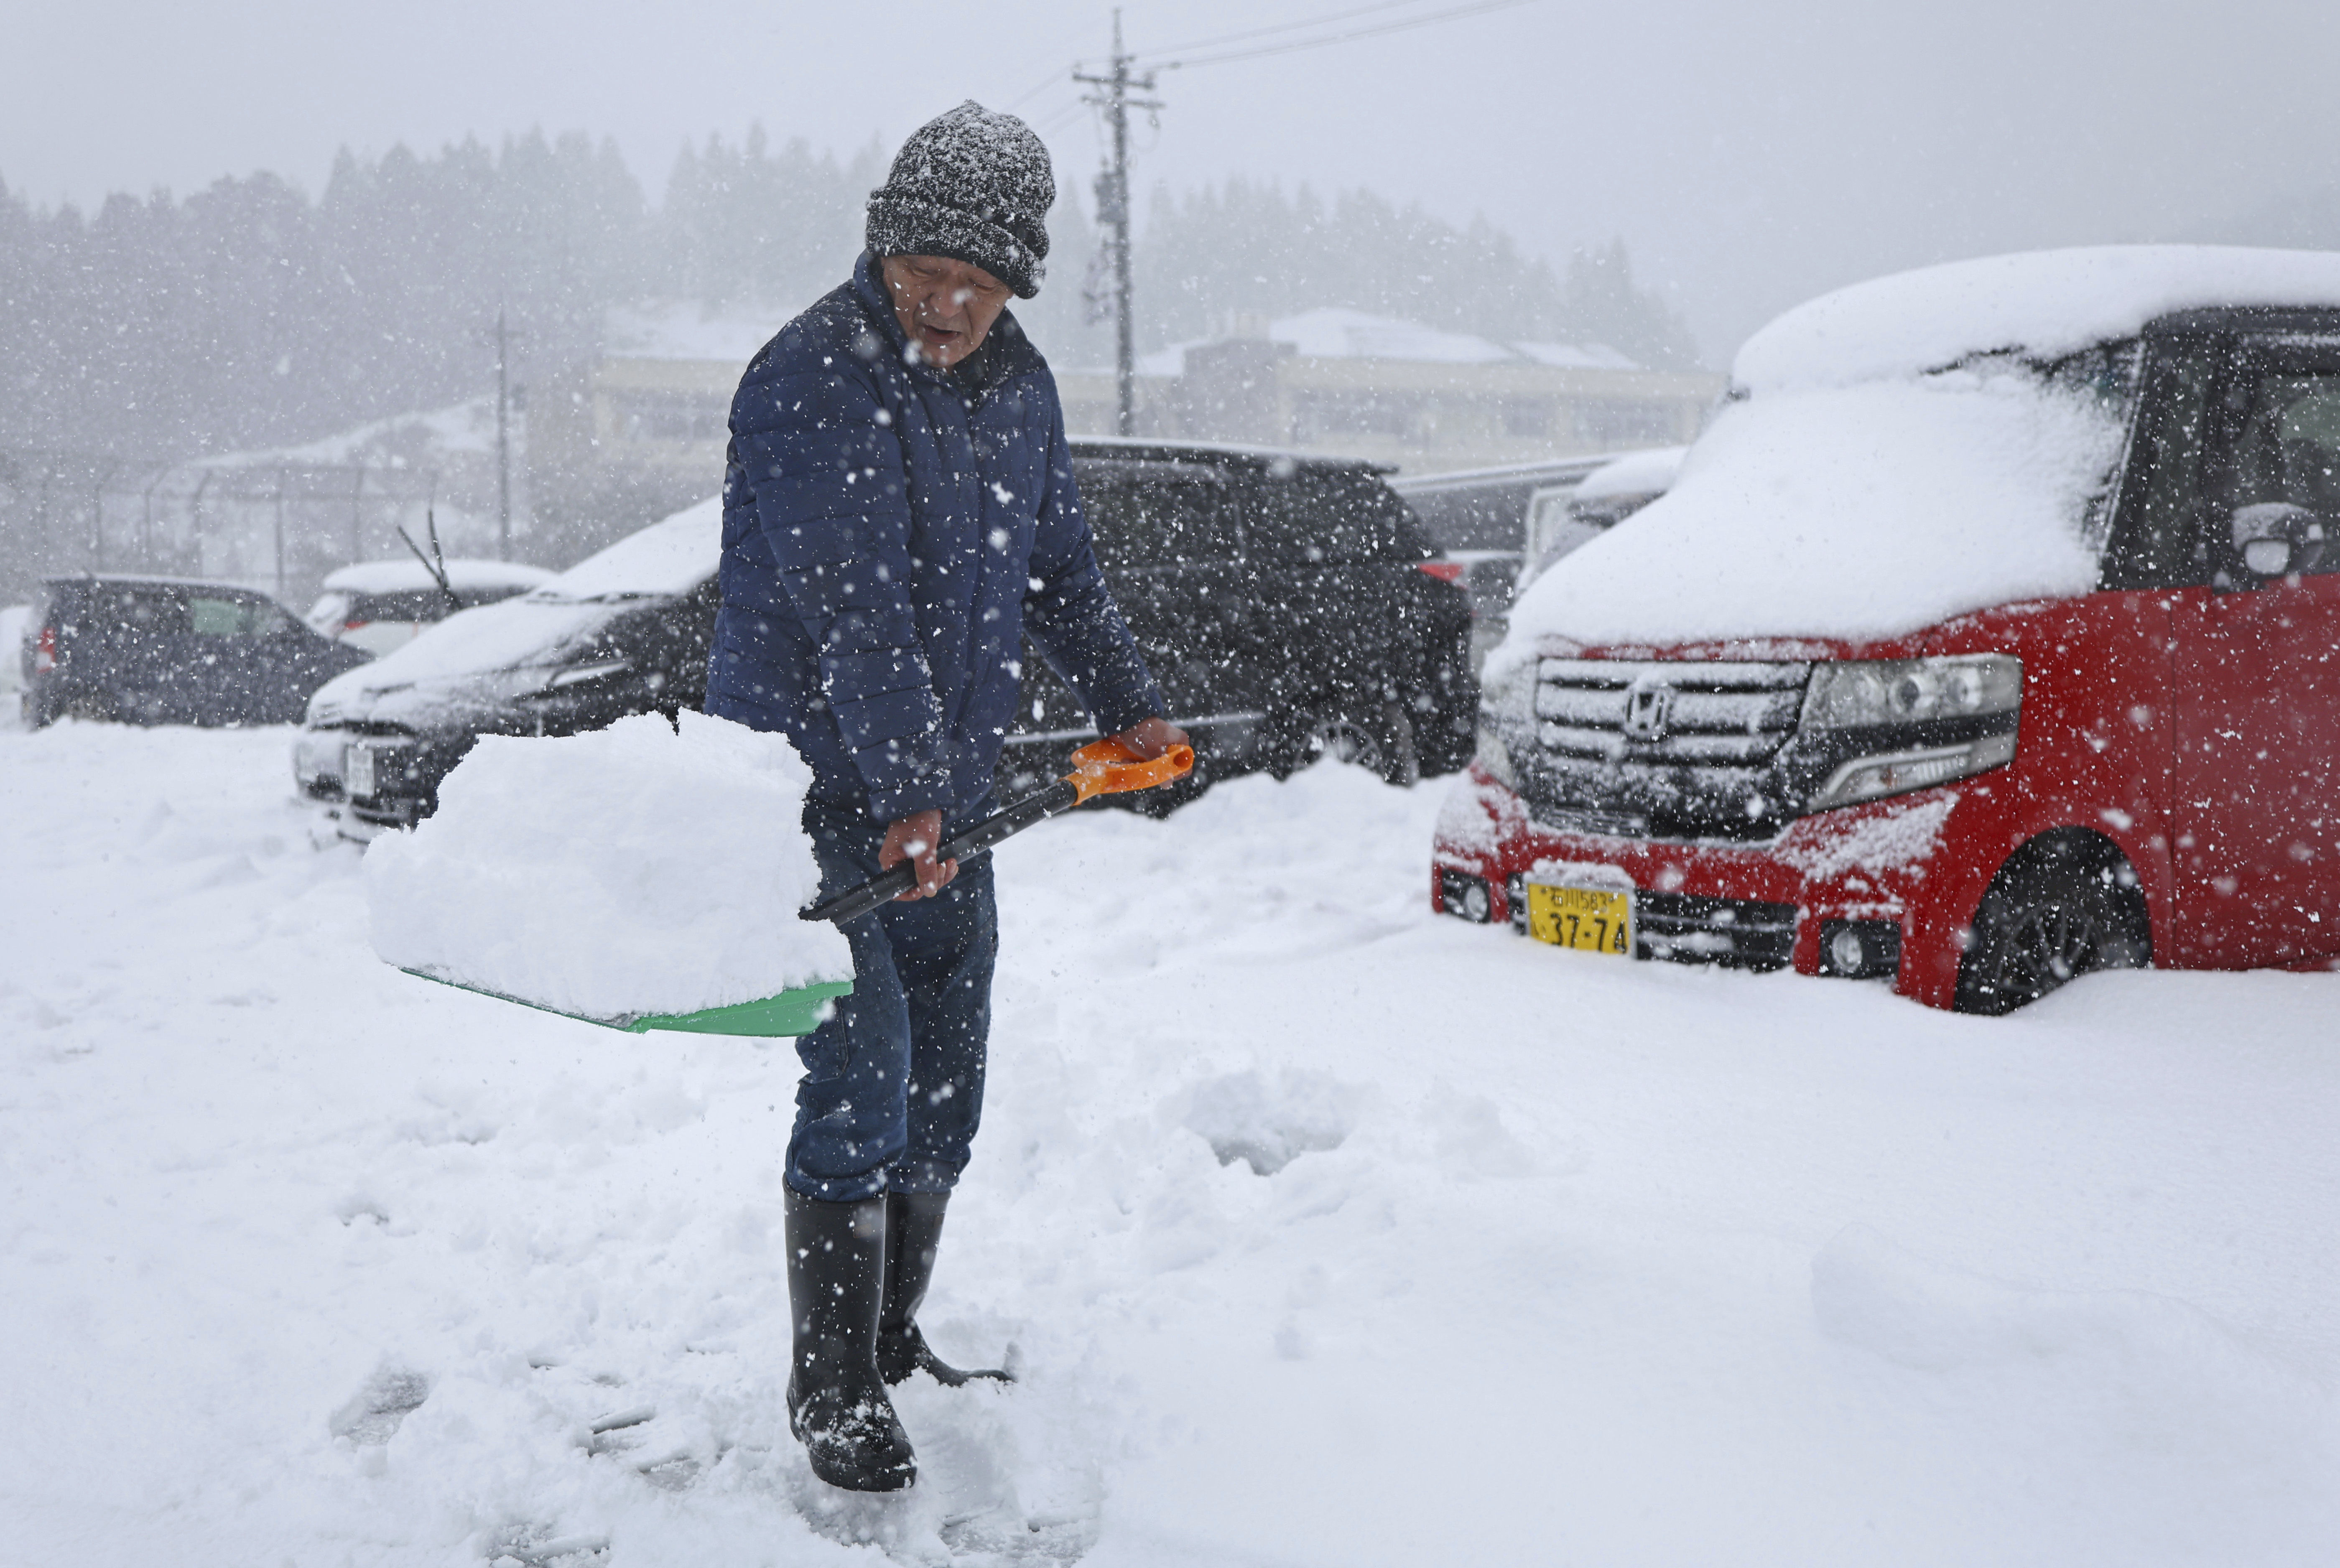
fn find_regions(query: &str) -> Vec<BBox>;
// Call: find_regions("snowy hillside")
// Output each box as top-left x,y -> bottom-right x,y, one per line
3,722 -> 2337,1565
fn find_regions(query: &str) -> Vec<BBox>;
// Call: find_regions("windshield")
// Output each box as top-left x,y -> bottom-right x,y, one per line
327,595 -> 642,696
1493,346 -> 2140,662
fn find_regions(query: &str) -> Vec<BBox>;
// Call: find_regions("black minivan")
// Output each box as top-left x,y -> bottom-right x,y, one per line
1006,439 -> 1475,802
22,575 -> 368,728
296,444 -> 1473,836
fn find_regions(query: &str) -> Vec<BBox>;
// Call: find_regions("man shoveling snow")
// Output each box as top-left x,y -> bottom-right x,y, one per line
705,100 -> 1186,1493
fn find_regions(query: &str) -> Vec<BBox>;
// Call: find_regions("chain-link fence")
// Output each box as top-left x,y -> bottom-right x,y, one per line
0,449 -> 443,613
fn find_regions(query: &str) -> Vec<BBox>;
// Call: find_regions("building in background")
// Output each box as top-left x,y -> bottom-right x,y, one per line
528,303 -> 778,560
0,402 -> 497,611
521,301 -> 1724,568
1065,309 -> 1723,476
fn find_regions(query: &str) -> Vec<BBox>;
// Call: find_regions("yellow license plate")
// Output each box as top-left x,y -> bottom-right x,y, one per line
1527,883 -> 1634,957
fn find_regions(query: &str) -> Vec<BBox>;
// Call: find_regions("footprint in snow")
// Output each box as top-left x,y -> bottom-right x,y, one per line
329,1365 -> 429,1445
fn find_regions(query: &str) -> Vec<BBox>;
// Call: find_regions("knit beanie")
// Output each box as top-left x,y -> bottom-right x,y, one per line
865,101 -> 1053,298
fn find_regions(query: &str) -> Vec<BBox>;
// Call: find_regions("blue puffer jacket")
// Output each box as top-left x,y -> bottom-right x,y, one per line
706,252 -> 1163,822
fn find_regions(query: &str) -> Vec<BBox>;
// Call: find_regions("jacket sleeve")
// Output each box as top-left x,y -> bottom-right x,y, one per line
733,361 -> 952,821
1023,402 -> 1166,737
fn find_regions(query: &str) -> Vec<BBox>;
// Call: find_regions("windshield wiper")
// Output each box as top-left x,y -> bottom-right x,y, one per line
396,510 -> 463,617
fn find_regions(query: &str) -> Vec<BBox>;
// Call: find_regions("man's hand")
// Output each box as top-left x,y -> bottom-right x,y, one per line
880,808 -> 958,901
1110,715 -> 1190,760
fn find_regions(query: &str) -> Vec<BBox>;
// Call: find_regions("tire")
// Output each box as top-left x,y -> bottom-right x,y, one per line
1269,701 -> 1419,788
1954,832 -> 2151,1016
60,687 -> 123,725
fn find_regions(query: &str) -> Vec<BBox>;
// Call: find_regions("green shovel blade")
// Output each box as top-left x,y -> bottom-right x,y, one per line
627,982 -> 853,1036
399,968 -> 851,1037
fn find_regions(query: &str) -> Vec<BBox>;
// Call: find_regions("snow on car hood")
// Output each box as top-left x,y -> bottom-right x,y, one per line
307,496 -> 720,715
1493,245 -> 2340,664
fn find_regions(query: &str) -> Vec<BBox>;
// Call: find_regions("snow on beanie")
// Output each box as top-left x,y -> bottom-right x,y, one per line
865,101 -> 1053,298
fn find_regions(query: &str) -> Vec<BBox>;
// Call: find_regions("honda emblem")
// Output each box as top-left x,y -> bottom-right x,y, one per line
1622,682 -> 1674,743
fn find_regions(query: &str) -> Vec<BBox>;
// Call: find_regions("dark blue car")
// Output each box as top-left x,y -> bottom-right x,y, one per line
20,574 -> 369,728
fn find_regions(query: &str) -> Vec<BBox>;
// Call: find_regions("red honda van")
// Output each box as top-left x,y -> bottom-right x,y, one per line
1433,247 -> 2340,1013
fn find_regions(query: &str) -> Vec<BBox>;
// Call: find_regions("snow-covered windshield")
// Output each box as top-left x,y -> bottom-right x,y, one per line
313,597 -> 634,703
311,497 -> 720,703
1493,355 -> 2134,661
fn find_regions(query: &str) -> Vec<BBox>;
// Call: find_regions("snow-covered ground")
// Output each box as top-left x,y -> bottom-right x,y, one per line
5,720 -> 2339,1567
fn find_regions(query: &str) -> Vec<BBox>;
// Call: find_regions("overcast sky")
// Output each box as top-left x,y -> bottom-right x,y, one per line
4,0 -> 2330,363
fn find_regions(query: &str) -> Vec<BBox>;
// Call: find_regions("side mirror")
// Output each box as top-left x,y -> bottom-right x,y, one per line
2230,501 -> 2325,580
2243,537 -> 2295,576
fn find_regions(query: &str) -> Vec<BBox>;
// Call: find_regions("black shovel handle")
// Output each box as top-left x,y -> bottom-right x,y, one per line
799,779 -> 1082,926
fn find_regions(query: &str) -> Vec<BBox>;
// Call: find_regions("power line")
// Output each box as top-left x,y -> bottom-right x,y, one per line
1159,0 -> 1537,71
1002,66 -> 1070,112
1042,0 -> 1537,440
1033,95 -> 1093,136
1130,0 -> 1431,63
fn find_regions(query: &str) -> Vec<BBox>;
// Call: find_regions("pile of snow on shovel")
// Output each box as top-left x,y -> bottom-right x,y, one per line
367,712 -> 850,1021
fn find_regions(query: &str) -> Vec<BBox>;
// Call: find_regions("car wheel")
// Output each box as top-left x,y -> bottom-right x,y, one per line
1953,832 -> 2150,1016
1272,702 -> 1419,788
61,687 -> 122,724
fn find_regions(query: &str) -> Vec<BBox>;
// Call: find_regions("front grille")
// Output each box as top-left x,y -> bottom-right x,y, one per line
1514,658 -> 1813,841
1636,892 -> 1797,970
1535,659 -> 1808,766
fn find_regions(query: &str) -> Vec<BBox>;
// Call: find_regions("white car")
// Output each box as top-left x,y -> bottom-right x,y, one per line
1,602 -> 28,717
303,559 -> 555,658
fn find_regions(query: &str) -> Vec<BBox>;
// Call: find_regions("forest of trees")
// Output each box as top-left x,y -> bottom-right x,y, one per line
0,129 -> 1699,467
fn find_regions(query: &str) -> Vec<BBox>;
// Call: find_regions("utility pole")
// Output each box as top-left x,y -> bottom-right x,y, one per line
494,305 -> 512,562
1076,11 -> 1161,437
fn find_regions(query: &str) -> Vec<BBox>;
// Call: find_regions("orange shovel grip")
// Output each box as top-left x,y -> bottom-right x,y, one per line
1065,737 -> 1195,803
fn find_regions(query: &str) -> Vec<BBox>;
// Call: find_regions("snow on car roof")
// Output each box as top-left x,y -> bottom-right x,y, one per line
529,495 -> 722,602
1490,249 -> 2245,660
1570,445 -> 1689,502
1736,245 -> 2340,392
319,559 -> 556,596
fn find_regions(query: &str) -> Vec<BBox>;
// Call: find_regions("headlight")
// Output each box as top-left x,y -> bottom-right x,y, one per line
1801,655 -> 2022,811
1807,733 -> 2018,810
1803,654 -> 2021,728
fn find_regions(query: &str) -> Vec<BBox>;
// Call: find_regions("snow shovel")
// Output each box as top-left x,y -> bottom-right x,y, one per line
398,738 -> 1189,1038
399,967 -> 858,1039
799,735 -> 1196,927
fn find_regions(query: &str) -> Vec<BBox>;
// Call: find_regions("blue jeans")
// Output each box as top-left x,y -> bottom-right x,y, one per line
785,798 -> 999,1201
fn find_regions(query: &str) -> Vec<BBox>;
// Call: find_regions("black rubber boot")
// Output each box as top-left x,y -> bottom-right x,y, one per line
876,1190 -> 1014,1387
784,1190 -> 918,1491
